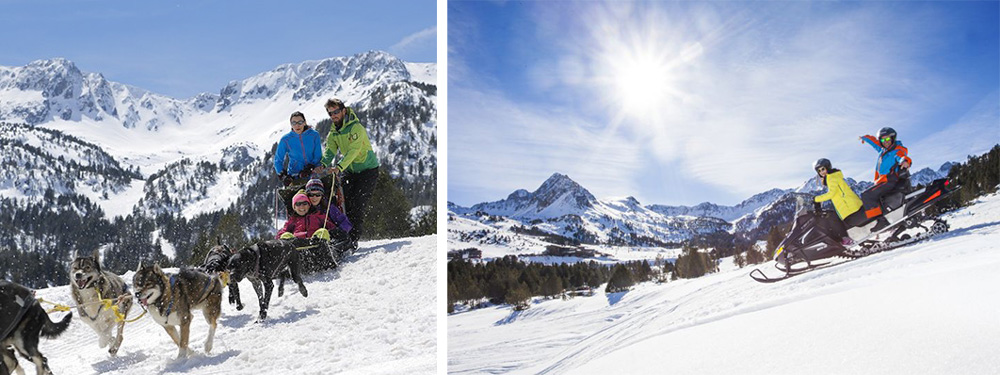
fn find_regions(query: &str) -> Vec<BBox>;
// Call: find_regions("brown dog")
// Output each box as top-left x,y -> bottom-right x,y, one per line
132,264 -> 223,359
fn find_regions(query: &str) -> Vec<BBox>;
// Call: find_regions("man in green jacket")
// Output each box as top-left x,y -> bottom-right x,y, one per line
314,98 -> 380,251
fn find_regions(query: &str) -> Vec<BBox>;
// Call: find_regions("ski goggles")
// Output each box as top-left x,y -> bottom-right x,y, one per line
880,136 -> 893,143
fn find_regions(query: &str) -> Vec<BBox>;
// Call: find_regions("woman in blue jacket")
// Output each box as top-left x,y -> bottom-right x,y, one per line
273,111 -> 323,186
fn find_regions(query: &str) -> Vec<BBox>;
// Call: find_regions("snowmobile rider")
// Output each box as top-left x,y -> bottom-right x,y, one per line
858,127 -> 912,232
274,111 -> 323,187
813,158 -> 864,244
312,99 -> 379,252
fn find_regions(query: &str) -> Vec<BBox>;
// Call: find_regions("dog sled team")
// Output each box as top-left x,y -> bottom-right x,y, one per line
1,98 -> 381,374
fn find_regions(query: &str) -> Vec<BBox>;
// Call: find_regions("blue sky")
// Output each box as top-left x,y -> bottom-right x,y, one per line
448,1 -> 999,207
0,0 -> 436,98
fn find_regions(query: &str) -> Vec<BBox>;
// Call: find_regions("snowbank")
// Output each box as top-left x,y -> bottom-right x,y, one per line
20,235 -> 437,375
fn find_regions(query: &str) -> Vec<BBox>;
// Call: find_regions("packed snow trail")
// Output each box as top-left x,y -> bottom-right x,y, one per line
448,194 -> 1000,374
21,235 -> 436,375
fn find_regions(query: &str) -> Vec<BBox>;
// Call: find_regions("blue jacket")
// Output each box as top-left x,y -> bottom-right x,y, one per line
274,127 -> 323,175
861,135 -> 911,185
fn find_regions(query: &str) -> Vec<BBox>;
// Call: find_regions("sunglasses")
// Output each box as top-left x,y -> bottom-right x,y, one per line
327,108 -> 343,116
291,119 -> 306,125
294,201 -> 310,207
880,136 -> 892,143
307,193 -> 324,198
816,167 -> 827,173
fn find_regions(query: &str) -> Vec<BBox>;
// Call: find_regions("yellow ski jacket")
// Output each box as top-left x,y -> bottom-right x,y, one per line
814,170 -> 863,220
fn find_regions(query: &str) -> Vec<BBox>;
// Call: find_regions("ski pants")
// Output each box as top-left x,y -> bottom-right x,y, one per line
861,173 -> 900,219
343,167 -> 379,243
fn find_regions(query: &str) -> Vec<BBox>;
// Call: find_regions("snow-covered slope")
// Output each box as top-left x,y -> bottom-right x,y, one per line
448,193 -> 1000,374
17,235 -> 436,375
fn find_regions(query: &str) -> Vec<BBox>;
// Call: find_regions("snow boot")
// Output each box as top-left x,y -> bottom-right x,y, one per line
871,217 -> 890,233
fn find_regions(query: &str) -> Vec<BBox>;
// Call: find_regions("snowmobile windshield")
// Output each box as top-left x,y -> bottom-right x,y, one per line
792,194 -> 813,219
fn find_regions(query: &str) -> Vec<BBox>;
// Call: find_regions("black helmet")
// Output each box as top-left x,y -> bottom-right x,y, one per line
877,127 -> 896,145
814,158 -> 832,173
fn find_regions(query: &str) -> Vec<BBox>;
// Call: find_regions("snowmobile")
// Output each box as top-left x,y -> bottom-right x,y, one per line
750,176 -> 959,283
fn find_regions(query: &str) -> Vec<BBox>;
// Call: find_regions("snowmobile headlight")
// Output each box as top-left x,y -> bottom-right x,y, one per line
774,246 -> 784,260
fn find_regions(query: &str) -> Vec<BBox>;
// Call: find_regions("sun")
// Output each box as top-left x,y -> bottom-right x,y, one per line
611,51 -> 673,116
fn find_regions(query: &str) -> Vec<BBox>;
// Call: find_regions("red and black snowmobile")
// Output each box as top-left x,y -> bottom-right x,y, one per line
750,177 -> 959,283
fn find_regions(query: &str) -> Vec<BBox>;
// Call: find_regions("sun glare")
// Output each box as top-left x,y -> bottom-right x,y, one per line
613,53 -> 672,116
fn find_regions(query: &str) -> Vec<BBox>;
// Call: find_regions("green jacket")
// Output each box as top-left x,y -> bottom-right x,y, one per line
814,170 -> 863,220
321,107 -> 379,173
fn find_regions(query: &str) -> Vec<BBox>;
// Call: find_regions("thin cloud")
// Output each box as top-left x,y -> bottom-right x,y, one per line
450,1 -> 998,205
390,26 -> 436,56
449,85 -> 642,206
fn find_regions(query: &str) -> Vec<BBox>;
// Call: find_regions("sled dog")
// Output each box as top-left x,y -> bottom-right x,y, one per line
69,249 -> 132,356
201,244 -> 244,311
0,280 -> 72,375
227,240 -> 308,321
133,263 -> 223,358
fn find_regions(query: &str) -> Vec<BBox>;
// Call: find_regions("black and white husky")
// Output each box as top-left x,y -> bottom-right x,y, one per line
1,280 -> 72,375
69,249 -> 132,356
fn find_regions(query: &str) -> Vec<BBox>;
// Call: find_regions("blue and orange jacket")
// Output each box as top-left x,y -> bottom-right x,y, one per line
861,135 -> 912,185
274,126 -> 323,176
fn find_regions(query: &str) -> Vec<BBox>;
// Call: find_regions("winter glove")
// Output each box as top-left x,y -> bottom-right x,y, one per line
279,232 -> 296,240
312,228 -> 331,241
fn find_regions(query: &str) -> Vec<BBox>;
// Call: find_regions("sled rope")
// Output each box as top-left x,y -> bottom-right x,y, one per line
96,287 -> 146,323
39,289 -> 146,323
37,298 -> 74,313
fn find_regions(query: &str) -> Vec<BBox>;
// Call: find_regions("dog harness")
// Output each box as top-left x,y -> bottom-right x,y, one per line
0,292 -> 36,342
78,278 -> 130,322
160,274 -> 217,318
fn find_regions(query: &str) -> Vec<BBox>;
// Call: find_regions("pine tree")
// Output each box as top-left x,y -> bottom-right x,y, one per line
765,224 -> 789,260
506,282 -> 532,311
412,205 -> 436,236
672,244 -> 715,279
541,273 -> 564,298
605,263 -> 635,293
364,169 -> 413,239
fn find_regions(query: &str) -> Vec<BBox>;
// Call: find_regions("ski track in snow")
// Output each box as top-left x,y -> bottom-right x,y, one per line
448,193 -> 1000,374
17,235 -> 437,375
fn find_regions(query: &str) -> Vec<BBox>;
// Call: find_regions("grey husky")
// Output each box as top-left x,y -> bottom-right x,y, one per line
132,263 -> 223,359
69,249 -> 132,356
1,280 -> 72,375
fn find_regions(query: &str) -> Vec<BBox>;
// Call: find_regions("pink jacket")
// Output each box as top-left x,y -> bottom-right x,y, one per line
276,209 -> 334,239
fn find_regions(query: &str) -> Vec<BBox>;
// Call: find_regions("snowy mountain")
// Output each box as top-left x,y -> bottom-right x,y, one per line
448,194 -> 1000,374
468,173 -> 597,218
648,188 -> 789,222
0,122 -> 140,206
448,174 -> 734,260
14,235 -> 436,375
0,51 -> 436,217
909,162 -> 956,187
0,51 -> 436,287
448,163 -> 962,259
